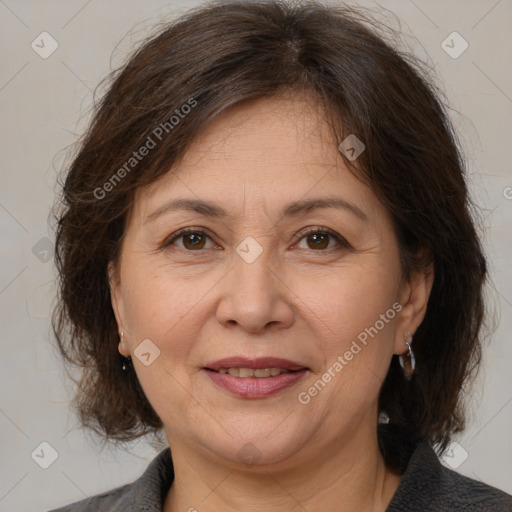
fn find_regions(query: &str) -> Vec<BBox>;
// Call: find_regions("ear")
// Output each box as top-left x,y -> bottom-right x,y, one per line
394,263 -> 434,355
108,261 -> 129,356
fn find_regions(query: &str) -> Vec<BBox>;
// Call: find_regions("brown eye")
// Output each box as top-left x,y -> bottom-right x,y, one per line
165,229 -> 213,251
295,228 -> 350,251
181,232 -> 207,250
304,232 -> 330,250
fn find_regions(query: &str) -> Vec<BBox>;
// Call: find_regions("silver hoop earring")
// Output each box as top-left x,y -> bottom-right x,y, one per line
399,335 -> 415,380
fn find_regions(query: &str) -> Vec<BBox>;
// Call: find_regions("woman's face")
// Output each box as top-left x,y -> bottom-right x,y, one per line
110,94 -> 430,469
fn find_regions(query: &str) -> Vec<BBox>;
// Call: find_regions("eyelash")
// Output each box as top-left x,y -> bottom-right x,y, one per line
162,226 -> 351,252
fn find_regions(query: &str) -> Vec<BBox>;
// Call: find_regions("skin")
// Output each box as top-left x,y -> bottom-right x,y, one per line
109,92 -> 434,512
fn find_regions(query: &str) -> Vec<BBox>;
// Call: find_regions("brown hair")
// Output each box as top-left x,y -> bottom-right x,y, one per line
52,0 -> 488,453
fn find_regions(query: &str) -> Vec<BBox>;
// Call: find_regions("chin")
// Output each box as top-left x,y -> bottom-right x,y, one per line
201,424 -> 311,469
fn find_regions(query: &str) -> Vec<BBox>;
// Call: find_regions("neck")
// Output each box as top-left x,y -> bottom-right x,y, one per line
163,421 -> 401,512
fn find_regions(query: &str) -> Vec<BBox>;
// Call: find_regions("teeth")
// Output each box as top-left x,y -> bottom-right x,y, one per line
218,367 -> 290,378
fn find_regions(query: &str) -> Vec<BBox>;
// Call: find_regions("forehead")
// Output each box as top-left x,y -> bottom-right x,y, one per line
129,93 -> 379,223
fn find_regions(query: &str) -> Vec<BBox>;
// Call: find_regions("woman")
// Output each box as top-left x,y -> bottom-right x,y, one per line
50,0 -> 512,510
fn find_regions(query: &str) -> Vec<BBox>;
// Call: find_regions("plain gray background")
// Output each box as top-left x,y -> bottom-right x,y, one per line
0,1 -> 511,510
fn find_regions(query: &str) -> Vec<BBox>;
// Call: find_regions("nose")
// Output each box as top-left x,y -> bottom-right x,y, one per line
215,247 -> 294,334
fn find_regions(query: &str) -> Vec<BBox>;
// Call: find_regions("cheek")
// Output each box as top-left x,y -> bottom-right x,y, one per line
119,267 -> 202,414
121,261 -> 215,367
295,260 -> 399,406
298,259 -> 399,340
121,261 -> 188,332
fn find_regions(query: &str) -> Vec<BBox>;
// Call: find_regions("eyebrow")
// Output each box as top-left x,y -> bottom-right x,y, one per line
144,196 -> 368,224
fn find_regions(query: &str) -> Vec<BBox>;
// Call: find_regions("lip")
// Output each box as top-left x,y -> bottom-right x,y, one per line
203,368 -> 309,399
204,356 -> 307,372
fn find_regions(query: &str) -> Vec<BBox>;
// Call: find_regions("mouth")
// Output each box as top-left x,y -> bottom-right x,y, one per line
202,356 -> 310,398
204,367 -> 303,377
204,356 -> 308,373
